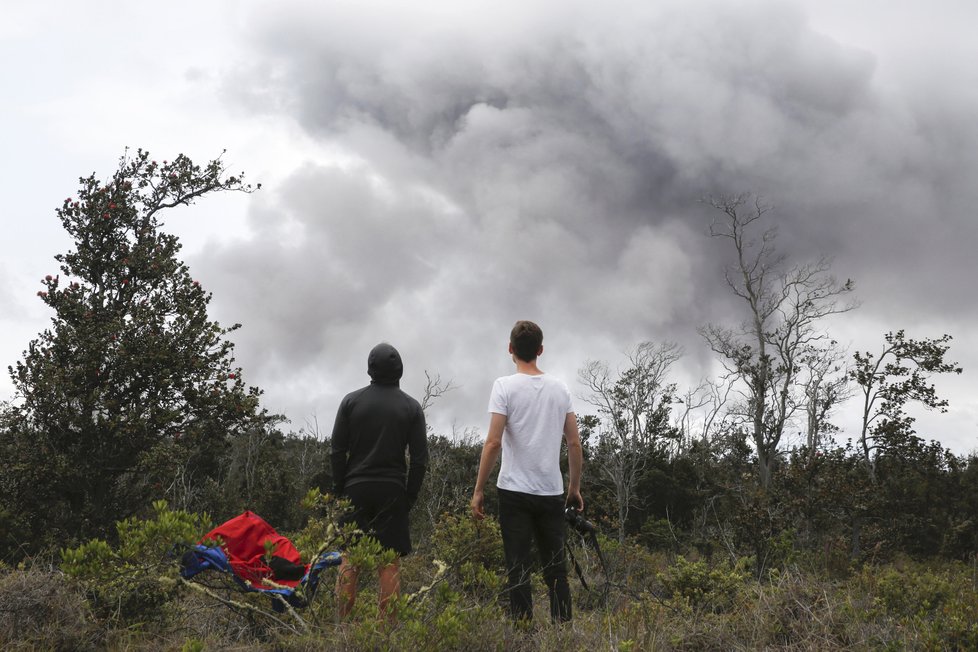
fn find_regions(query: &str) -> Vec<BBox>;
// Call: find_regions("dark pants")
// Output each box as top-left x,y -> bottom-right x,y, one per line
497,488 -> 572,623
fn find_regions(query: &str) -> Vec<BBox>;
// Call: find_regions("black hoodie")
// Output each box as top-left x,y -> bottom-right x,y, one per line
330,344 -> 428,505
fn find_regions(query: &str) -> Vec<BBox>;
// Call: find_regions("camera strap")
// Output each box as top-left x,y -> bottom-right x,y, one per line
565,540 -> 591,591
565,530 -> 611,592
588,530 -> 610,579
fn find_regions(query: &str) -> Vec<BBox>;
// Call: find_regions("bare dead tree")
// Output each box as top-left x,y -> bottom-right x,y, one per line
701,193 -> 857,488
672,384 -> 711,455
414,371 -> 464,533
165,463 -> 203,513
578,342 -> 682,543
225,427 -> 273,504
672,376 -> 735,452
799,342 -> 852,462
421,370 -> 458,415
294,414 -> 327,485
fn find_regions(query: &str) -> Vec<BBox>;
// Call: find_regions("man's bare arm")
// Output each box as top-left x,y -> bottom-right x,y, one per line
564,411 -> 584,511
471,412 -> 506,519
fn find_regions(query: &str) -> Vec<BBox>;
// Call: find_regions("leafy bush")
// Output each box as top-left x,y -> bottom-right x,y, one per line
60,500 -> 210,623
292,488 -> 357,562
868,560 -> 978,649
430,511 -> 505,600
590,533 -> 664,597
657,556 -> 749,613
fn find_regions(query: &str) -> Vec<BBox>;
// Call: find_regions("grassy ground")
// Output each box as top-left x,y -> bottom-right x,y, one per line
3,546 -> 978,651
4,503 -> 976,650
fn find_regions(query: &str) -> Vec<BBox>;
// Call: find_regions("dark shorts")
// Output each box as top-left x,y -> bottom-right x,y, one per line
340,481 -> 412,557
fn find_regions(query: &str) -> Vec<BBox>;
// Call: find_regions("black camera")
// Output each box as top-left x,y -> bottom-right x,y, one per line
564,506 -> 596,535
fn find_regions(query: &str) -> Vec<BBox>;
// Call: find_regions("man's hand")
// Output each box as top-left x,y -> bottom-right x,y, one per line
563,412 -> 584,514
470,489 -> 486,520
566,488 -> 585,513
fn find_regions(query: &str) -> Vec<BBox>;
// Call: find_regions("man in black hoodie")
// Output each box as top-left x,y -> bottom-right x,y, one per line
330,342 -> 428,621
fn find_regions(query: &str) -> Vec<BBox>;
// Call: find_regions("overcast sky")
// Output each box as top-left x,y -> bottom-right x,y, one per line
2,0 -> 976,452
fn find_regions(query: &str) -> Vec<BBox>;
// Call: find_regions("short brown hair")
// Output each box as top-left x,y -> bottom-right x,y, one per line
510,320 -> 543,362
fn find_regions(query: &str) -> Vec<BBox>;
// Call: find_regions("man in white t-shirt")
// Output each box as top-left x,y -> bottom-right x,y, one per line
471,320 -> 584,623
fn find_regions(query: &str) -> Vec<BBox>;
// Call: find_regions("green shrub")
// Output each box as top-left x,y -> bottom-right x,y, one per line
592,533 -> 665,596
292,488 -> 357,562
874,563 -> 954,619
325,585 -> 506,652
60,500 -> 210,624
180,638 -> 206,652
658,556 -> 749,613
868,560 -> 978,649
430,511 -> 505,600
640,517 -> 675,551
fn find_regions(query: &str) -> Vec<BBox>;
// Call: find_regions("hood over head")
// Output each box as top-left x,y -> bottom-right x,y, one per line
367,342 -> 403,384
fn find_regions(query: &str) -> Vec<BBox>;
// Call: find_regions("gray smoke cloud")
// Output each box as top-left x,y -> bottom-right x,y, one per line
187,0 -> 978,448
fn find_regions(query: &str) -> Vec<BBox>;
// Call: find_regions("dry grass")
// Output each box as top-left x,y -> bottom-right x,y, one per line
2,554 -> 976,650
0,561 -> 95,651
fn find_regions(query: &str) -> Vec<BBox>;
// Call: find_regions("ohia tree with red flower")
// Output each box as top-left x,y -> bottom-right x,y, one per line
0,149 -> 274,551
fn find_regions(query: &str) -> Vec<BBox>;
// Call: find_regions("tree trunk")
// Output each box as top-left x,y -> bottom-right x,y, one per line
850,515 -> 862,561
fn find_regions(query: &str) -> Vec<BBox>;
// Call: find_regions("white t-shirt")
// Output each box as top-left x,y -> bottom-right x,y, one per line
488,373 -> 574,496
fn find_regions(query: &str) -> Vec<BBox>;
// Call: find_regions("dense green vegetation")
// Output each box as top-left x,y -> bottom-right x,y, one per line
4,480 -> 978,650
0,153 -> 974,649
